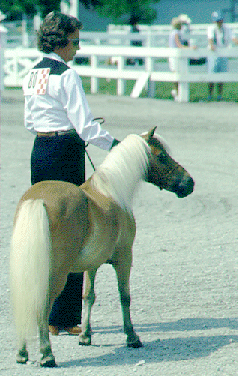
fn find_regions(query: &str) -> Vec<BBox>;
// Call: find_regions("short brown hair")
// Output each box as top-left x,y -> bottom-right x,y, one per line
37,11 -> 83,53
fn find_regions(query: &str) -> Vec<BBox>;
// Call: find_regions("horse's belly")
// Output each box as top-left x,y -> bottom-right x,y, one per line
71,222 -> 116,272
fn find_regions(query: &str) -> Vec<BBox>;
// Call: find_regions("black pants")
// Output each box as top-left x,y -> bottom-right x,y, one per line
31,131 -> 85,327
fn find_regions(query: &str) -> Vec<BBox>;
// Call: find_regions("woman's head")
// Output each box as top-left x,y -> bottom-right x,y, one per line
37,11 -> 83,53
171,17 -> 182,30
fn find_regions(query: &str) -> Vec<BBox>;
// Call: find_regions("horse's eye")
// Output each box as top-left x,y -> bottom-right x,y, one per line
159,152 -> 167,164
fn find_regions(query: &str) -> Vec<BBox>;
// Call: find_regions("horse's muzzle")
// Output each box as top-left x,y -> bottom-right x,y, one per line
173,176 -> 194,198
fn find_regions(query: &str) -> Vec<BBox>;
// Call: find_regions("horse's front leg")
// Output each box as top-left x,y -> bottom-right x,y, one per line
79,269 -> 97,346
113,249 -> 142,348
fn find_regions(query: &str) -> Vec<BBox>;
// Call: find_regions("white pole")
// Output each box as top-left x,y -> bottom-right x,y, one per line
67,0 -> 79,17
34,13 -> 41,31
178,57 -> 189,102
0,25 -> 7,94
22,14 -> 29,48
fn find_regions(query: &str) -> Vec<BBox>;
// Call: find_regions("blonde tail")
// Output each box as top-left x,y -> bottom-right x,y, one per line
10,199 -> 51,343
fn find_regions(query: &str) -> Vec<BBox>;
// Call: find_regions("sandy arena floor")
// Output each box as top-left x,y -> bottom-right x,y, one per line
1,90 -> 238,375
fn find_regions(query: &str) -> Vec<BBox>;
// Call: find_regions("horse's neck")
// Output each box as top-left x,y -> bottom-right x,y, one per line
80,180 -> 117,213
91,135 -> 149,212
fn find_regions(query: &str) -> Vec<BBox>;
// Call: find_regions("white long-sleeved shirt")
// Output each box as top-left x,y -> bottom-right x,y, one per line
22,53 -> 114,150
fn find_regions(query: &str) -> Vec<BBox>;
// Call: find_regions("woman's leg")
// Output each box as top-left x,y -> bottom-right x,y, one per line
31,132 -> 86,333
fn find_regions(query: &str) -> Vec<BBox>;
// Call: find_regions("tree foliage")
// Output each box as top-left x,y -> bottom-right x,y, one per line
95,0 -> 160,25
37,0 -> 61,18
1,0 -> 159,24
0,0 -> 101,19
1,0 -> 37,20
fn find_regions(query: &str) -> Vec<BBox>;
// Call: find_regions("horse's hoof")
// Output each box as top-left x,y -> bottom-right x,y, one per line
127,338 -> 143,348
16,350 -> 28,364
40,355 -> 56,368
79,334 -> 91,346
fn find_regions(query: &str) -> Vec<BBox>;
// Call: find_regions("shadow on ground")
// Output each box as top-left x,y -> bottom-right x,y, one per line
59,317 -> 238,368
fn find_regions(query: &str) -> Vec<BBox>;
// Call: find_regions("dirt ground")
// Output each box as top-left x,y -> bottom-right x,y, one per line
1,89 -> 238,375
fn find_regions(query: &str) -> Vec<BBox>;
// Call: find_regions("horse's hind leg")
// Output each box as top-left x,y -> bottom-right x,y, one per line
113,250 -> 142,348
79,269 -> 97,346
39,312 -> 56,367
16,340 -> 28,364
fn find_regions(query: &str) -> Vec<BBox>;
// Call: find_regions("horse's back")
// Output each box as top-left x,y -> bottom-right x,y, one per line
19,180 -> 88,215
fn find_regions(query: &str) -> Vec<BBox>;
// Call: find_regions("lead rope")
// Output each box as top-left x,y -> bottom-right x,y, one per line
84,117 -> 106,172
85,144 -> 96,171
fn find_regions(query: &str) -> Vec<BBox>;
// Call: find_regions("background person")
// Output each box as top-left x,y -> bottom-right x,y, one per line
22,11 -> 119,336
127,22 -> 143,66
169,16 -> 196,101
207,10 -> 238,101
178,14 -> 192,47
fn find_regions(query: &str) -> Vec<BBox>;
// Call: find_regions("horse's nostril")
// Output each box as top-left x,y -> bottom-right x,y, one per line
175,176 -> 194,198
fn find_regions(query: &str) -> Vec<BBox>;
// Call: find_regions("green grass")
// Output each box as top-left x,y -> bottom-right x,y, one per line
81,77 -> 238,102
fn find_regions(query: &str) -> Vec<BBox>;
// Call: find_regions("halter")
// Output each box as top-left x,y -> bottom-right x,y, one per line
157,164 -> 179,191
147,149 -> 180,191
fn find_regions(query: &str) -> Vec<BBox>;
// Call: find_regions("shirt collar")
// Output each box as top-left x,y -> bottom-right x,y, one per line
43,52 -> 67,64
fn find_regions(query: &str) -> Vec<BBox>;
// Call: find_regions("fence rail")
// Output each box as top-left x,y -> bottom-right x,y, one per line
3,46 -> 238,102
3,21 -> 238,49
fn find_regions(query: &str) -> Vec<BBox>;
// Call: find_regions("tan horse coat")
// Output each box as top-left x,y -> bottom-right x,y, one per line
10,129 -> 194,367
17,178 -> 135,304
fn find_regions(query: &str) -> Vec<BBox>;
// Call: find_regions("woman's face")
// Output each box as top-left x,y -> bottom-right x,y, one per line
54,29 -> 80,62
216,20 -> 223,29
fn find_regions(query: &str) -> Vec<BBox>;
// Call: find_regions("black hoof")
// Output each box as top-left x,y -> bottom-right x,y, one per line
79,339 -> 91,346
127,338 -> 143,348
40,355 -> 56,368
79,334 -> 91,346
16,350 -> 28,364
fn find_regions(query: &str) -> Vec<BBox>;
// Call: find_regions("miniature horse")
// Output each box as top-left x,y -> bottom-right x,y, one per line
10,127 -> 194,367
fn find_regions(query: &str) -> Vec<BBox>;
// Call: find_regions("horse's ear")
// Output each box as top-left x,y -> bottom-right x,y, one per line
147,127 -> 157,141
141,127 -> 157,142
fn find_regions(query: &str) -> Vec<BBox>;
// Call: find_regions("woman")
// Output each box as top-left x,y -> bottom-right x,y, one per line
169,16 -> 195,101
22,11 -> 119,336
207,10 -> 238,101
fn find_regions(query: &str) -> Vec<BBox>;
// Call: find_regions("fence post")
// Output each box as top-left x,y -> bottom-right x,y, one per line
91,54 -> 99,94
145,56 -> 155,97
177,56 -> 189,102
22,14 -> 29,48
0,25 -> 7,94
117,56 -> 125,96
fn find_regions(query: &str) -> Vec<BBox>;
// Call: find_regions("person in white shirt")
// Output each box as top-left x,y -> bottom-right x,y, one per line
207,10 -> 238,101
22,11 -> 119,337
169,16 -> 195,101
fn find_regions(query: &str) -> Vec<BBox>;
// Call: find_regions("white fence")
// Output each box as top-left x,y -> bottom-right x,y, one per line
107,23 -> 238,49
3,22 -> 238,49
3,45 -> 238,102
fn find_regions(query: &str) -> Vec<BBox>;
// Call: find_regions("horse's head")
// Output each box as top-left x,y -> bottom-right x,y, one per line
142,127 -> 194,198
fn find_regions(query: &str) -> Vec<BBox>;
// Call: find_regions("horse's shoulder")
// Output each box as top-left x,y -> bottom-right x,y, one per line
80,180 -> 135,235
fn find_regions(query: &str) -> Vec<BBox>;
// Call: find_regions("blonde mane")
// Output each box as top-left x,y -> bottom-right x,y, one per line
91,134 -> 150,212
